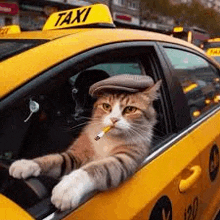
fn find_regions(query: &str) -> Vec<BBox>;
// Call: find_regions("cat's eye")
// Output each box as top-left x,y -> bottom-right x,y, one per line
102,103 -> 112,112
123,106 -> 137,114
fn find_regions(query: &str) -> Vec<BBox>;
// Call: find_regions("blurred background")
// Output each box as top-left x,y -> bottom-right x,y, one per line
0,0 -> 219,42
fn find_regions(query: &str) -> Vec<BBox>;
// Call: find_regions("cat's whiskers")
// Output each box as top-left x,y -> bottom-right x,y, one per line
131,121 -> 154,129
152,126 -> 166,135
127,125 -> 152,144
130,123 -> 166,143
74,116 -> 92,120
69,121 -> 90,130
130,123 -> 152,134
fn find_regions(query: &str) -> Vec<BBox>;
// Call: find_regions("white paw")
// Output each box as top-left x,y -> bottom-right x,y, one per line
51,169 -> 94,211
9,159 -> 41,179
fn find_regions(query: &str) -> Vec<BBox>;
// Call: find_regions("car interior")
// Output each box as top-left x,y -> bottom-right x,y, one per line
0,55 -> 168,219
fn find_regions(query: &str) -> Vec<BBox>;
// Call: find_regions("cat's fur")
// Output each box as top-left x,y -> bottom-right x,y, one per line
9,80 -> 161,211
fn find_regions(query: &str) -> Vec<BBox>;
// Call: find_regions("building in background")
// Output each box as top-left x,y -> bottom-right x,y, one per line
0,0 -> 78,30
170,0 -> 220,13
110,0 -> 140,28
0,2 -> 19,27
85,0 -> 141,28
0,0 -> 173,33
0,0 -> 142,30
169,0 -> 192,4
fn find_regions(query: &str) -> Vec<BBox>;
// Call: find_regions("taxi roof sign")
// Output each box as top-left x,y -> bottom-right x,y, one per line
208,38 -> 220,42
207,48 -> 220,56
43,4 -> 115,31
173,26 -> 184,33
0,25 -> 20,35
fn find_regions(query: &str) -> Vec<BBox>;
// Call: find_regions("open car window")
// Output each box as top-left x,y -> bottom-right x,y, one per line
69,59 -> 144,85
0,44 -> 171,219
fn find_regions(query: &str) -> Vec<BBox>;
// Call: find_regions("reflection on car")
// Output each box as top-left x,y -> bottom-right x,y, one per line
201,38 -> 220,64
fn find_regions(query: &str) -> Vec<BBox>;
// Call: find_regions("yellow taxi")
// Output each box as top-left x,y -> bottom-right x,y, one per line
201,38 -> 220,64
1,4 -> 220,220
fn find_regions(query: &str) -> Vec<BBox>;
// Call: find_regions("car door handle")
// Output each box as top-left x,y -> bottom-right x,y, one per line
179,165 -> 202,193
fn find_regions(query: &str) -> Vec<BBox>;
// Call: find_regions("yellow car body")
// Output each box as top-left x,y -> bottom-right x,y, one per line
1,4 -> 220,220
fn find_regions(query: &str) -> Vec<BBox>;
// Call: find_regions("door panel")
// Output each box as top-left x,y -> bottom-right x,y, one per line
162,45 -> 220,219
188,110 -> 220,219
64,134 -> 202,220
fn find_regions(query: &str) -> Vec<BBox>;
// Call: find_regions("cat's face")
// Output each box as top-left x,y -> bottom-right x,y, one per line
92,80 -> 161,138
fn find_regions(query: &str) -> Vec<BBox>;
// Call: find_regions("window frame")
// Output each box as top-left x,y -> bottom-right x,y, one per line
0,41 -> 176,219
0,41 -> 176,160
0,42 -> 171,130
0,41 -> 174,148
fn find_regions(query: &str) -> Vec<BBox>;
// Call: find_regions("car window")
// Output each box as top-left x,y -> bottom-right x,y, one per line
0,45 -> 170,219
164,48 -> 220,120
88,62 -> 142,75
68,60 -> 143,84
0,47 -> 168,160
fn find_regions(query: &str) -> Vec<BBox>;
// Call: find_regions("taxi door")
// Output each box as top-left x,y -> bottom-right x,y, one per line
161,44 -> 220,220
189,110 -> 220,219
64,131 -> 203,220
62,61 -> 203,220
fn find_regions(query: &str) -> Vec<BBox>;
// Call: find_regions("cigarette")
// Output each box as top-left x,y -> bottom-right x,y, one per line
95,126 -> 112,141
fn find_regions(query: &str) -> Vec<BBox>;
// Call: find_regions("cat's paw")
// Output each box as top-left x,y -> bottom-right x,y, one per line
51,169 -> 94,211
9,159 -> 41,179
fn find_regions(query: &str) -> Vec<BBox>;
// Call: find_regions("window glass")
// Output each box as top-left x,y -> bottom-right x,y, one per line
69,60 -> 143,84
165,48 -> 220,120
89,62 -> 142,75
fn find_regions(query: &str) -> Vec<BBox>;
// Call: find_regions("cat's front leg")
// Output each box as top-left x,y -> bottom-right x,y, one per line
9,154 -> 64,179
51,169 -> 95,211
9,159 -> 41,179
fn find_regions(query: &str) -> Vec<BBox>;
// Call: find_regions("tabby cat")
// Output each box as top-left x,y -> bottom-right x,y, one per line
9,80 -> 161,211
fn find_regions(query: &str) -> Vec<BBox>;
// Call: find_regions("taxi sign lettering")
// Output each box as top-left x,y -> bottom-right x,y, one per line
207,48 -> 220,56
173,26 -> 184,32
0,25 -> 20,35
0,27 -> 9,35
43,4 -> 114,31
55,7 -> 91,27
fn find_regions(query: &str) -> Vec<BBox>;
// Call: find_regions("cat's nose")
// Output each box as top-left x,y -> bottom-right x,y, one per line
110,117 -> 119,124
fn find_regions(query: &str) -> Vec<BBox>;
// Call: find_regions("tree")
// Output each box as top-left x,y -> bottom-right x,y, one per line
140,0 -> 220,36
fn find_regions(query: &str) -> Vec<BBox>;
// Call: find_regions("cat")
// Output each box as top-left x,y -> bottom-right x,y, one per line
9,80 -> 161,211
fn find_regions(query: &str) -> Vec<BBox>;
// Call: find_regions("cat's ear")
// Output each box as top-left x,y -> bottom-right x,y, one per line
143,80 -> 162,101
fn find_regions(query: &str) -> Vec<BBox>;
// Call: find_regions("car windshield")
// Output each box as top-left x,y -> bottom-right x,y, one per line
0,40 -> 48,61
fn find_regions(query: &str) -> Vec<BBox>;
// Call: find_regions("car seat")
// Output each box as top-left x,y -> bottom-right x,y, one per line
71,69 -> 110,121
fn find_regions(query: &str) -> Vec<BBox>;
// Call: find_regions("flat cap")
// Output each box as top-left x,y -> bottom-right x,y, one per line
89,74 -> 154,97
